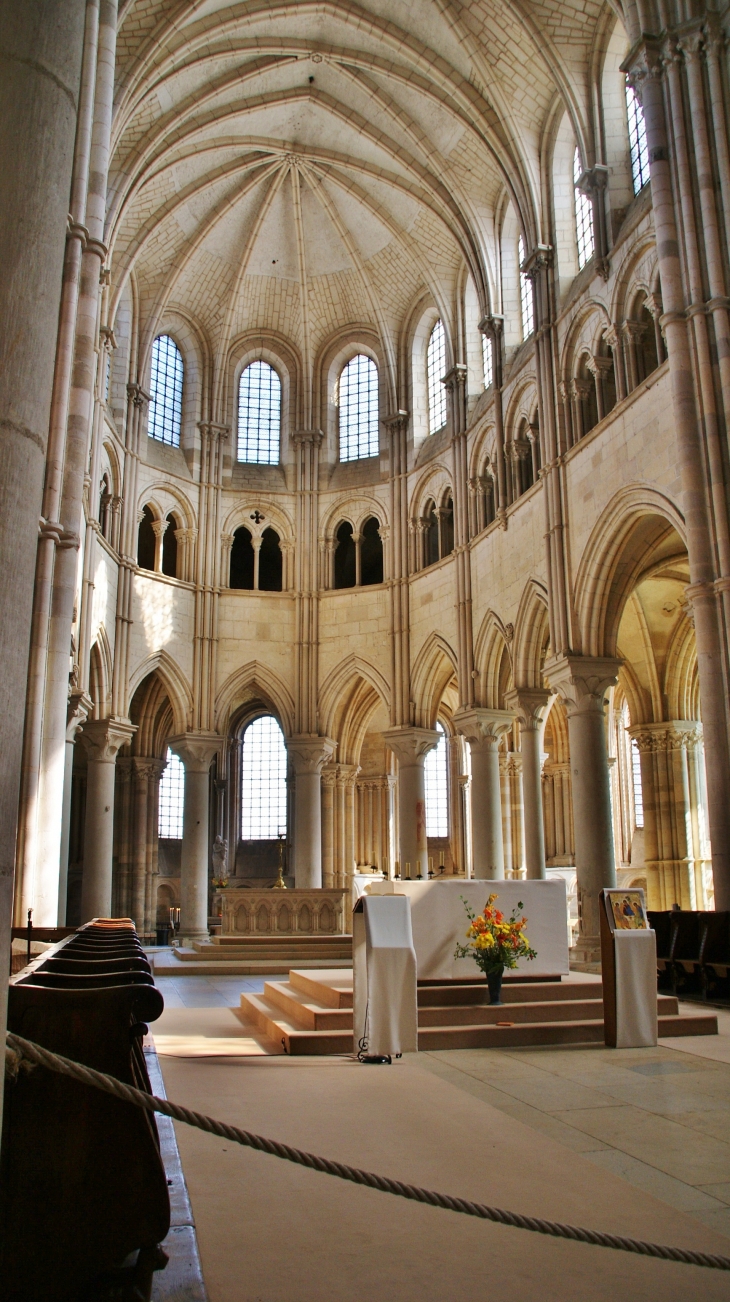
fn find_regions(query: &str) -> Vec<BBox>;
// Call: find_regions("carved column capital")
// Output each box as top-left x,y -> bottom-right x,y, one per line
383,726 -> 440,765
67,689 -> 93,743
288,734 -> 337,774
543,655 -> 621,716
168,731 -> 222,772
79,717 -> 137,763
504,688 -> 550,732
453,707 -> 514,751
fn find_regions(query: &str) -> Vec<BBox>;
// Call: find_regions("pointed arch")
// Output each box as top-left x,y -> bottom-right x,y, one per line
410,632 -> 458,729
215,660 -> 295,738
574,486 -> 687,657
127,649 -> 193,735
319,654 -> 391,764
512,579 -> 549,688
473,610 -> 512,708
89,626 -> 113,720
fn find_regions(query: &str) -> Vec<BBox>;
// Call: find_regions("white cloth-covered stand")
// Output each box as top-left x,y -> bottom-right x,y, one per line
353,895 -> 418,1058
614,928 -> 658,1048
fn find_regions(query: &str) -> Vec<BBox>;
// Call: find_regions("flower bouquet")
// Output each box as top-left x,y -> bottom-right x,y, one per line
454,894 -> 537,1004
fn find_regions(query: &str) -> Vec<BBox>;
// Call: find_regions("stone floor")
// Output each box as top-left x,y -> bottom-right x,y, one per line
148,972 -> 730,1301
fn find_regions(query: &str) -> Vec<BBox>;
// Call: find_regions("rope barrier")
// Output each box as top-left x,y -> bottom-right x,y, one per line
6,1030 -> 730,1273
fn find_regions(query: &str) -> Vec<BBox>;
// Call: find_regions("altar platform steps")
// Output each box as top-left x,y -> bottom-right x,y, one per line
239,969 -> 718,1055
153,934 -> 353,976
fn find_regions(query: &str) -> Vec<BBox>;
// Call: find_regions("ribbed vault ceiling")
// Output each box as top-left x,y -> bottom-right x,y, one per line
110,0 -> 624,385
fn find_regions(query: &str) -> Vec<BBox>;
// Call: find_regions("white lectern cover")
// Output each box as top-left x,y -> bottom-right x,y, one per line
614,928 -> 658,1048
353,895 -> 418,1057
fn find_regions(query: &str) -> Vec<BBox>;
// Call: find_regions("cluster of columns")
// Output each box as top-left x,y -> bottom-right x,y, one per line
629,721 -> 710,911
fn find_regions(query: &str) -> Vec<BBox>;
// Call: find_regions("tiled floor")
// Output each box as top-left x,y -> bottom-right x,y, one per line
149,965 -> 730,1243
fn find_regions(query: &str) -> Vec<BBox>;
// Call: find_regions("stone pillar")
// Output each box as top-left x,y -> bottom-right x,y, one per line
629,721 -> 709,911
383,727 -> 439,878
506,690 -> 549,879
169,733 -> 221,944
321,765 -> 336,888
544,656 -> 620,961
454,709 -> 513,879
289,736 -> 336,888
0,0 -> 86,1089
130,758 -> 164,938
79,718 -> 136,921
58,689 -> 91,924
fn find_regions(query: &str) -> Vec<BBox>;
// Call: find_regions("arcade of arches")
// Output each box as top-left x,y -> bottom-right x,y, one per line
6,0 -> 730,989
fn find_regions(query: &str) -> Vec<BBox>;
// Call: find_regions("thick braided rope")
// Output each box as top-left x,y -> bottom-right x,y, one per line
6,1032 -> 730,1273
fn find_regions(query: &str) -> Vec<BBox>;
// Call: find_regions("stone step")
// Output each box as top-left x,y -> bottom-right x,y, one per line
416,979 -> 602,1006
238,979 -> 715,1056
188,946 -> 352,962
290,968 -> 354,1008
207,934 -> 353,948
153,955 -> 353,977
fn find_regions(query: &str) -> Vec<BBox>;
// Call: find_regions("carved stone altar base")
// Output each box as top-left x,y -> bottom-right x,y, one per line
219,888 -> 347,936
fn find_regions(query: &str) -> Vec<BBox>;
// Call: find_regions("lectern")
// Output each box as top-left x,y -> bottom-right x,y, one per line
600,888 -> 658,1048
353,894 -> 418,1061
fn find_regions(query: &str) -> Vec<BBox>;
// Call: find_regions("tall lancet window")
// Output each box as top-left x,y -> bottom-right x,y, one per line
482,332 -> 493,388
241,715 -> 287,839
518,237 -> 534,339
574,148 -> 594,269
148,335 -> 183,447
238,361 -> 281,464
339,354 -> 379,462
427,319 -> 447,434
158,748 -> 185,839
424,722 -> 449,837
626,78 -> 650,195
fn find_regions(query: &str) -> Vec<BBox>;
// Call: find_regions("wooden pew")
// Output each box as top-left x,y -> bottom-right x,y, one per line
0,919 -> 170,1302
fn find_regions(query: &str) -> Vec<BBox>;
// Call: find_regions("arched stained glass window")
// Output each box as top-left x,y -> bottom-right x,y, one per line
518,237 -> 534,340
427,319 -> 447,434
241,715 -> 287,839
425,722 -> 448,837
158,748 -> 185,839
626,78 -> 650,195
574,148 -> 594,270
631,738 -> 644,830
339,354 -> 379,462
238,361 -> 281,464
149,335 -> 183,447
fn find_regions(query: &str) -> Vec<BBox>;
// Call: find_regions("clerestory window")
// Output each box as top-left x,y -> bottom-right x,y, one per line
626,78 -> 650,195
518,237 -> 534,339
426,320 -> 447,434
238,361 -> 281,464
574,148 -> 594,270
482,333 -> 493,388
339,354 -> 379,462
148,335 -> 183,447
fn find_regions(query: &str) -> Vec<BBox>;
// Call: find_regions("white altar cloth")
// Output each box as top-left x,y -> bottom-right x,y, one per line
614,928 -> 658,1048
367,879 -> 569,979
353,895 -> 418,1057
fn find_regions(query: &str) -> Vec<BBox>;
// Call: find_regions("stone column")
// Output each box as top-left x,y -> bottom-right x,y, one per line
58,689 -> 92,924
454,709 -> 513,879
629,721 -> 708,911
383,727 -> 439,878
289,736 -> 337,888
130,758 -> 164,938
0,1 -> 86,1086
506,690 -> 549,879
79,718 -> 136,921
544,656 -> 620,961
169,733 -> 222,944
320,765 -> 336,888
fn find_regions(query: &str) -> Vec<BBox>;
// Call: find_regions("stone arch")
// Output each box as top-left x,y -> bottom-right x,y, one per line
89,627 -> 113,721
512,580 -> 550,688
574,486 -> 687,658
127,649 -> 193,737
410,633 -> 458,729
215,660 -> 295,738
473,610 -> 513,708
319,655 -> 391,766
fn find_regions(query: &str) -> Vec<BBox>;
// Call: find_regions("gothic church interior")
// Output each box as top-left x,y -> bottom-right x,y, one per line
2,0 -> 730,1298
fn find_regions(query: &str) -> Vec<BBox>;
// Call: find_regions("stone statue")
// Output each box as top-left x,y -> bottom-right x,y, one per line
212,835 -> 228,877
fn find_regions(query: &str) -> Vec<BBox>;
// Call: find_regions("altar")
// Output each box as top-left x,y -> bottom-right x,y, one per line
218,887 -> 347,936
366,878 -> 569,979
